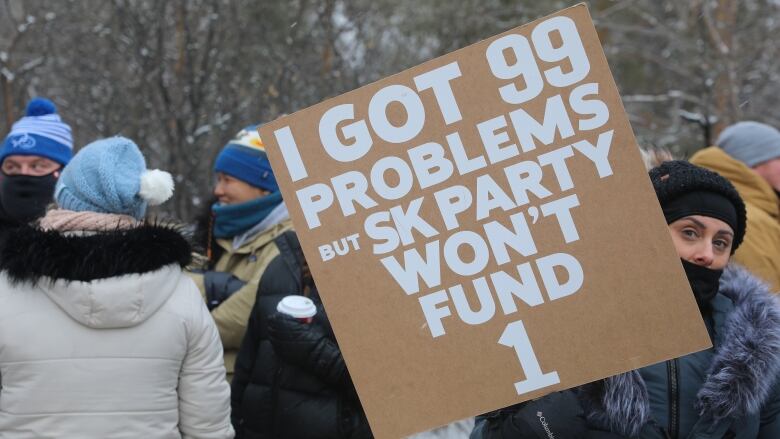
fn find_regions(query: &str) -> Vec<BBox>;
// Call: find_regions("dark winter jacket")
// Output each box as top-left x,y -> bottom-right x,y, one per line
230,231 -> 371,439
0,215 -> 20,235
472,265 -> 780,439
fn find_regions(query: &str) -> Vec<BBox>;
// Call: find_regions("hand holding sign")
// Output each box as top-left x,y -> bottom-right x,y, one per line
262,5 -> 710,438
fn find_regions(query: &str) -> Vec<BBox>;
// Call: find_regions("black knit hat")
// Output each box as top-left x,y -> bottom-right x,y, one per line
648,160 -> 747,253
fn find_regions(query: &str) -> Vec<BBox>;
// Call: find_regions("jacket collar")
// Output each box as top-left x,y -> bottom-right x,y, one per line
691,147 -> 779,219
0,222 -> 191,284
581,264 -> 780,436
217,218 -> 291,255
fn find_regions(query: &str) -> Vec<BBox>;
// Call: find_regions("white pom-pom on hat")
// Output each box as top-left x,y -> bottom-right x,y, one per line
139,169 -> 174,206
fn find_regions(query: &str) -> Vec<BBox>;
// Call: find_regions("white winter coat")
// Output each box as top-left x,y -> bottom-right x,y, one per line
0,225 -> 234,439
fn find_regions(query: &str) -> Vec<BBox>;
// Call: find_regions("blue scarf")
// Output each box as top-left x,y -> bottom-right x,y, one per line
212,191 -> 283,239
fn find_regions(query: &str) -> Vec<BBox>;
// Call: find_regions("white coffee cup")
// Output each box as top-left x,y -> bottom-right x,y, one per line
277,295 -> 317,323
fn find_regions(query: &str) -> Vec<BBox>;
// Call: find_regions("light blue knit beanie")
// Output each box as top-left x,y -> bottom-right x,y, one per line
717,121 -> 780,167
54,136 -> 174,220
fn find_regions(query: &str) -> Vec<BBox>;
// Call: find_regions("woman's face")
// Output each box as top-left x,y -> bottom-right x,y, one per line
668,215 -> 734,270
213,172 -> 269,205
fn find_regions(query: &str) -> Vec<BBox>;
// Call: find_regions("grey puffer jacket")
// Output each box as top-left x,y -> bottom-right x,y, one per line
473,265 -> 780,439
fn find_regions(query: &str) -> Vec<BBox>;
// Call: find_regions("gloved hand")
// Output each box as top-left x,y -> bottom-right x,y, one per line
479,390 -> 589,439
203,271 -> 246,310
267,311 -> 347,386
512,391 -> 589,437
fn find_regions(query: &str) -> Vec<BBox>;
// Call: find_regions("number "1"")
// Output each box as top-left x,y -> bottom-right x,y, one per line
498,320 -> 560,395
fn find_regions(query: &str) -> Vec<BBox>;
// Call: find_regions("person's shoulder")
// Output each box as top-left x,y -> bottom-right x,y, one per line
743,201 -> 780,233
243,222 -> 293,257
0,272 -> 23,300
267,218 -> 294,241
715,264 -> 780,349
162,271 -> 211,315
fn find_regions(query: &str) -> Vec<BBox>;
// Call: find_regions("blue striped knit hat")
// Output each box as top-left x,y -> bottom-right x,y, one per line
214,125 -> 278,192
1,98 -> 73,166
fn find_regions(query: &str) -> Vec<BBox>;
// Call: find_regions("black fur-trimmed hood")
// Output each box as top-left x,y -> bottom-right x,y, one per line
0,222 -> 191,284
0,223 -> 194,329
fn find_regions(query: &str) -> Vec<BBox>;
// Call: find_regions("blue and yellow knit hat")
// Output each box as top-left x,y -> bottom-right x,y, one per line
1,97 -> 73,166
214,125 -> 278,192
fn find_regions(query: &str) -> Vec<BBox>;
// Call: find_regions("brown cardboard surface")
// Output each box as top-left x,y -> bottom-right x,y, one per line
260,4 -> 711,438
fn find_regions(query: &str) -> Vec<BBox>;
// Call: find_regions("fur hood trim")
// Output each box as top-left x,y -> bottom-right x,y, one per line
582,264 -> 780,436
579,370 -> 651,437
698,264 -> 780,420
0,222 -> 191,284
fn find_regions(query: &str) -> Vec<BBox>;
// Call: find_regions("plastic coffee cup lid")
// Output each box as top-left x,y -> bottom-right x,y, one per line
277,295 -> 317,319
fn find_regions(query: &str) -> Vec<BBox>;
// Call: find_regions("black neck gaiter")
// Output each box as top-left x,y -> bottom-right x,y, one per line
0,172 -> 57,224
681,258 -> 722,310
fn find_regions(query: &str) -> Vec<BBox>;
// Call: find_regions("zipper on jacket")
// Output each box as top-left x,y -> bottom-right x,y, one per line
666,359 -> 680,439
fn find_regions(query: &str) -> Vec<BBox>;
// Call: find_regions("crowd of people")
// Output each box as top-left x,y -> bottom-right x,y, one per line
0,98 -> 369,439
0,97 -> 779,439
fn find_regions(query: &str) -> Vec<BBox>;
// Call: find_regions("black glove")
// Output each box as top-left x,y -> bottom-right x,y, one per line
203,271 -> 246,310
480,391 -> 588,439
266,312 -> 347,386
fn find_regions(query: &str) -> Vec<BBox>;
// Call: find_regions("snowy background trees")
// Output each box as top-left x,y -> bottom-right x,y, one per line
1,0 -> 777,220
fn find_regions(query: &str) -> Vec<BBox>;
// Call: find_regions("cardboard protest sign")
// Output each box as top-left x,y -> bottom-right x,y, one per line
260,4 -> 711,437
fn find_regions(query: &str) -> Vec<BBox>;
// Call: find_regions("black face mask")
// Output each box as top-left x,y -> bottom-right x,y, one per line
680,258 -> 723,309
0,172 -> 58,224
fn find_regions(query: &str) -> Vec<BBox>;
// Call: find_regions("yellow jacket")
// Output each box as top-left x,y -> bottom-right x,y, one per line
191,218 -> 294,377
691,147 -> 780,292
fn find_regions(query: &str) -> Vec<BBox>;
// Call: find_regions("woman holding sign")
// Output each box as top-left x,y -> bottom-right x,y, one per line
473,161 -> 780,438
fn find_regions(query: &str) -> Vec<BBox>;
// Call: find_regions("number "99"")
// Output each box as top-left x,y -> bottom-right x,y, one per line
486,16 -> 590,105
